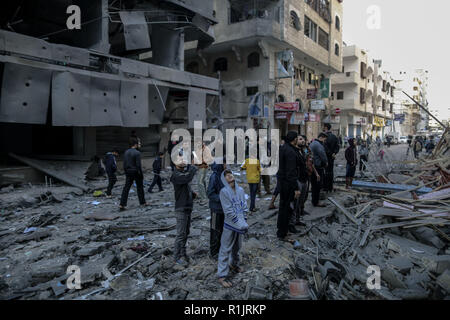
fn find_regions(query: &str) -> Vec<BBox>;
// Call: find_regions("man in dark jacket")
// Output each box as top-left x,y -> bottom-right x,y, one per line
171,160 -> 198,265
148,152 -> 164,193
345,138 -> 358,188
207,160 -> 226,259
310,133 -> 328,207
323,123 -> 340,193
104,148 -> 119,197
277,131 -> 301,240
119,138 -> 147,210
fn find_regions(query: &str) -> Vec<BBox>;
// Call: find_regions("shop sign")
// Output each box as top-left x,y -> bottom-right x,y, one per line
274,102 -> 299,112
310,99 -> 326,111
307,88 -> 318,100
289,112 -> 307,125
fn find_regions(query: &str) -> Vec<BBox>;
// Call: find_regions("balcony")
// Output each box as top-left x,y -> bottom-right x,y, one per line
331,71 -> 359,85
331,98 -> 365,113
304,0 -> 332,23
343,46 -> 359,60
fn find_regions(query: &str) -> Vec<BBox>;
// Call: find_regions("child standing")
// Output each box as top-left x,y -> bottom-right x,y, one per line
217,170 -> 249,288
241,157 -> 261,212
104,148 -> 119,197
148,152 -> 164,193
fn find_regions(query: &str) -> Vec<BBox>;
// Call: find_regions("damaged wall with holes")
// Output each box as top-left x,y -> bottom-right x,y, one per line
0,0 -> 219,165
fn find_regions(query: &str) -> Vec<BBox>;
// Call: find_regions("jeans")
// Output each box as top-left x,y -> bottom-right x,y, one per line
217,228 -> 243,278
174,209 -> 192,261
346,164 -> 356,178
148,174 -> 163,192
359,155 -> 368,172
277,182 -> 295,238
210,210 -> 224,258
248,183 -> 258,210
120,171 -> 145,207
106,173 -> 117,196
197,167 -> 208,201
311,167 -> 324,206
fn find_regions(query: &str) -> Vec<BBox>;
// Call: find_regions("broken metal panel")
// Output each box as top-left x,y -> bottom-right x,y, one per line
50,44 -> 90,67
148,63 -> 191,86
121,58 -> 149,77
0,63 -> 52,124
119,11 -> 151,51
148,85 -> 169,125
188,90 -> 206,128
151,26 -> 182,70
120,81 -> 149,127
89,77 -> 123,127
51,72 -> 91,126
2,30 -> 52,59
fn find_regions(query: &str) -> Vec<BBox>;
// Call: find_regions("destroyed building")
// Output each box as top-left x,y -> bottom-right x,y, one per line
184,0 -> 343,140
0,0 -> 220,179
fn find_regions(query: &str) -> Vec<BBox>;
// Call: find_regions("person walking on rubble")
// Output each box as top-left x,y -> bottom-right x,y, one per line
309,133 -> 328,208
119,138 -> 148,211
413,136 -> 423,159
323,123 -> 340,193
217,169 -> 249,288
277,131 -> 301,240
345,138 -> 358,189
148,152 -> 164,193
104,148 -> 119,198
171,157 -> 198,266
268,136 -> 286,210
241,156 -> 261,212
207,158 -> 226,259
359,141 -> 369,176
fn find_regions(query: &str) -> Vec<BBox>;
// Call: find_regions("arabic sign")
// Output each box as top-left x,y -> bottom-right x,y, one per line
274,111 -> 293,121
320,78 -> 330,98
274,102 -> 299,112
307,88 -> 318,100
373,116 -> 385,127
308,113 -> 321,122
310,99 -> 326,111
290,112 -> 307,125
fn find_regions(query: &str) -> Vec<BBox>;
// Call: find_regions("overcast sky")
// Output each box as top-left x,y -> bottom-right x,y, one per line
343,0 -> 450,121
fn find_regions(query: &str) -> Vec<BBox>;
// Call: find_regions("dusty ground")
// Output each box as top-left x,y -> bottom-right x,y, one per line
0,144 -> 448,300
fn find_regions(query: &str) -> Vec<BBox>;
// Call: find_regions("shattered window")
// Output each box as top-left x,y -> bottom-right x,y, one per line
304,16 -> 317,42
290,11 -> 301,31
318,27 -> 329,50
214,57 -> 228,72
248,52 -> 260,68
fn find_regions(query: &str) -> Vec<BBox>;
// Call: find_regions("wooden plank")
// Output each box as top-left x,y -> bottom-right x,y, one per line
328,197 -> 361,225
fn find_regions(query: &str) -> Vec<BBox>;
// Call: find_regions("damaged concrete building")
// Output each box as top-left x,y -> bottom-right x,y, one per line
184,0 -> 343,140
0,0 -> 220,180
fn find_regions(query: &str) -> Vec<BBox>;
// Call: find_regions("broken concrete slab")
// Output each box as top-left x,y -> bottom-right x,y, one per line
30,257 -> 70,284
387,257 -> 414,274
75,242 -> 107,257
84,212 -> 120,221
382,267 -> 408,289
436,270 -> 450,293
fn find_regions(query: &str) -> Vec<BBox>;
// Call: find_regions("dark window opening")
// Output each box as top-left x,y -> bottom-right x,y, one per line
335,43 -> 340,56
290,11 -> 301,30
247,52 -> 260,68
214,57 -> 228,72
247,86 -> 259,96
337,91 -> 344,100
335,16 -> 340,31
318,28 -> 329,50
186,61 -> 199,74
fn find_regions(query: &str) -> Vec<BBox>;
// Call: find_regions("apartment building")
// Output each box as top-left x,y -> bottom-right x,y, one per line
330,45 -> 394,139
0,0 -> 219,163
185,0 -> 344,140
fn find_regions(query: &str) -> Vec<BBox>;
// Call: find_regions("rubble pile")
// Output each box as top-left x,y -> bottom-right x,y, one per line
0,139 -> 449,300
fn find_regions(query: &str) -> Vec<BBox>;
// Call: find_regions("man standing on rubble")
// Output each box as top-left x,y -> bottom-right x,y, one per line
171,157 -> 198,266
413,136 -> 423,159
309,133 -> 328,207
345,138 -> 358,189
104,148 -> 119,198
148,152 -> 164,193
323,123 -> 340,193
196,143 -> 213,206
207,158 -> 226,260
277,131 -> 301,240
217,169 -> 249,288
119,138 -> 148,211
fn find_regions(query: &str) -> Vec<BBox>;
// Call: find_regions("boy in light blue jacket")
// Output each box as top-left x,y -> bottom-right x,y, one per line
217,169 -> 249,288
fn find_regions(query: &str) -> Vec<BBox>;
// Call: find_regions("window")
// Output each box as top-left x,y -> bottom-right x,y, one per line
290,11 -> 301,30
277,95 -> 286,102
335,15 -> 340,31
186,61 -> 199,74
247,52 -> 260,68
331,92 -> 334,100
214,57 -> 228,72
360,88 -> 366,104
382,99 -> 386,111
318,28 -> 329,50
334,43 -> 340,56
246,87 -> 259,96
360,62 -> 367,79
337,91 -> 344,100
304,16 -> 317,42
382,80 -> 387,92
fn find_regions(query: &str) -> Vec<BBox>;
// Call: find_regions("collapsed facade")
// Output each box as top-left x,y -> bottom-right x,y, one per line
184,0 -> 343,140
330,45 -> 395,139
0,0 -> 219,172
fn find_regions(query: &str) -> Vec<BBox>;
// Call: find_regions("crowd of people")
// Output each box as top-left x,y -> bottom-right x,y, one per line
99,125 -> 398,288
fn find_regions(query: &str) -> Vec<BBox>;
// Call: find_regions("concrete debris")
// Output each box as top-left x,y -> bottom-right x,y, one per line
0,143 -> 448,300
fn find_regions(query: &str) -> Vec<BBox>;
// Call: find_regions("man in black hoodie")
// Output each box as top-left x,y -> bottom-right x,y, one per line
277,131 -> 301,240
323,123 -> 340,192
148,152 -> 164,193
119,137 -> 147,210
171,158 -> 198,266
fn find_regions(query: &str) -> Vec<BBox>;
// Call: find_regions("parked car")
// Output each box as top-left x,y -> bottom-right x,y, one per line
399,136 -> 408,144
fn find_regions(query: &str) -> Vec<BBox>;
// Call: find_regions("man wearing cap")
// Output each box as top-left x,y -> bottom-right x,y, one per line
277,131 -> 301,241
